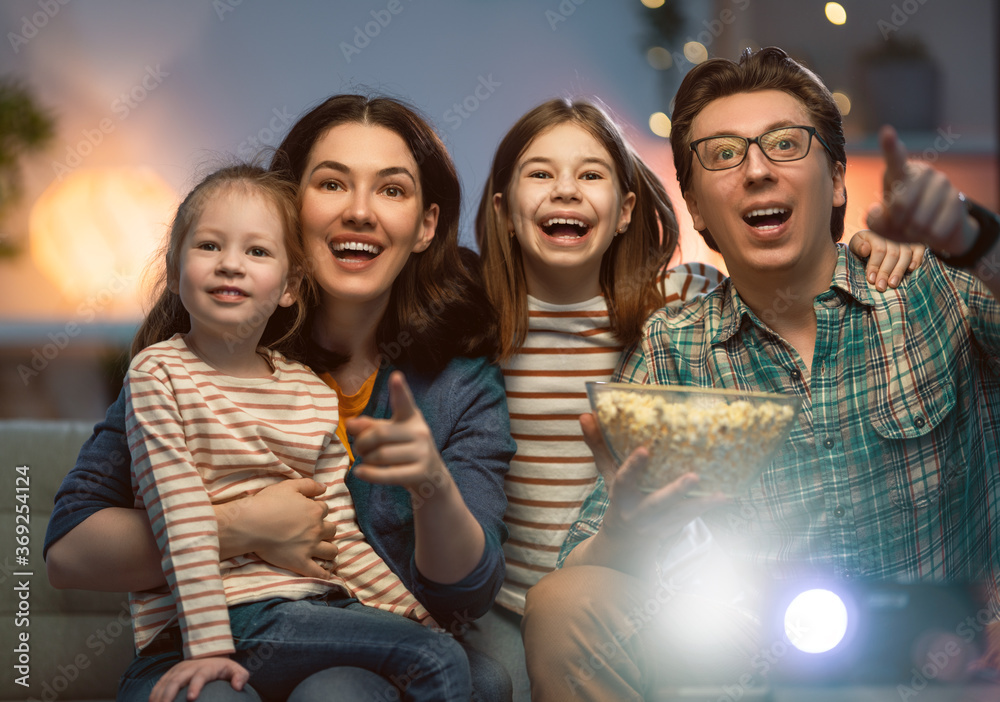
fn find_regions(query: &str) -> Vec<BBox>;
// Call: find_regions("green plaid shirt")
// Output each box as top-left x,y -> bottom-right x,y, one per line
560,245 -> 1000,608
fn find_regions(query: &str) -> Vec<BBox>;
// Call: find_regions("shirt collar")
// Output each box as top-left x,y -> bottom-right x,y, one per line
711,244 -> 876,345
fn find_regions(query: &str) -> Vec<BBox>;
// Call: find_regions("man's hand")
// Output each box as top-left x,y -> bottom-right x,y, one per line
568,413 -> 727,575
150,656 -> 249,702
866,125 -> 978,257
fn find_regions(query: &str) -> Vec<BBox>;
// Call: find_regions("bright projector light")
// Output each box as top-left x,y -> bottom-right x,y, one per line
784,589 -> 849,653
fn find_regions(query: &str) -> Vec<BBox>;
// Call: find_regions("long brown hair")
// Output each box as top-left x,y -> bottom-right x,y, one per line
670,46 -> 847,251
131,163 -> 309,359
476,98 -> 678,362
270,94 -> 497,373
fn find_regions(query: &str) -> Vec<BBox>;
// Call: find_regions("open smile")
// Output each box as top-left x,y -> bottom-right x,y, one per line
742,207 -> 791,232
329,240 -> 384,262
539,216 -> 593,241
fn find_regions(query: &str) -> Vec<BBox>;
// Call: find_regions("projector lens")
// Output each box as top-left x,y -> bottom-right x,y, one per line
784,588 -> 849,653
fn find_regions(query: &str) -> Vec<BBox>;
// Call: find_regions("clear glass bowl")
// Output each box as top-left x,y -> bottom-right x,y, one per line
586,382 -> 802,496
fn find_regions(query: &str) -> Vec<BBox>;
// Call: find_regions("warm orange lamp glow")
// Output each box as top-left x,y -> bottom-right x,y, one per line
29,167 -> 178,313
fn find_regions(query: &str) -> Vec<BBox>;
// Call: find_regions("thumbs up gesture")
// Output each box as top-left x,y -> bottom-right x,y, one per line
347,371 -> 451,493
866,125 -> 978,258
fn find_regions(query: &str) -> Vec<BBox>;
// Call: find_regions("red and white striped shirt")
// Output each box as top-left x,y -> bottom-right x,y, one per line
498,263 -> 724,613
125,335 -> 429,659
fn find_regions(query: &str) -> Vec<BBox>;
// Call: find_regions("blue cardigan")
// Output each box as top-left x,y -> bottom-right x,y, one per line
43,356 -> 514,630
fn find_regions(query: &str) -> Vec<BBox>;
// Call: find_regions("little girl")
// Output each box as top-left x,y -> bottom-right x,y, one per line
471,97 -> 923,700
123,164 -> 469,702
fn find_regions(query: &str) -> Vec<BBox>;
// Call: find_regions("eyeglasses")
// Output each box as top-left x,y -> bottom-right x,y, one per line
689,126 -> 834,171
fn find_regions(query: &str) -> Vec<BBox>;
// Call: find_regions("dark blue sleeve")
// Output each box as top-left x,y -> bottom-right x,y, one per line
407,357 -> 514,630
42,387 -> 134,559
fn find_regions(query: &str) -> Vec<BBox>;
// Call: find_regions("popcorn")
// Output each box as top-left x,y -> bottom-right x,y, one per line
589,385 -> 799,495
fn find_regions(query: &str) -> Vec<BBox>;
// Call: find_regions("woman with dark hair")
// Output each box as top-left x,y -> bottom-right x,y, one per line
44,95 -> 515,702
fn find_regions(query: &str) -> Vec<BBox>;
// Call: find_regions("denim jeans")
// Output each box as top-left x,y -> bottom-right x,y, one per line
462,604 -> 528,702
118,595 -> 471,702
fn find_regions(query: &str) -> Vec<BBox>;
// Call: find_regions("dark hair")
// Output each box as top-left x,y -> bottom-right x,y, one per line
670,46 -> 847,251
270,94 -> 497,372
131,163 -> 308,359
476,97 -> 677,361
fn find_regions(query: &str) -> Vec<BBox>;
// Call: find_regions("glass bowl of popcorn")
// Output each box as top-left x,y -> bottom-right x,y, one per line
586,382 -> 802,496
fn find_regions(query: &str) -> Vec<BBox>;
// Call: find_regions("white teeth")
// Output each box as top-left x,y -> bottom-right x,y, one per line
542,217 -> 588,229
213,289 -> 244,296
331,241 -> 383,255
746,207 -> 788,218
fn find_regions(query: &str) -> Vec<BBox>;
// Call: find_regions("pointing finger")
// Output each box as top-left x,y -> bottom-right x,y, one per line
880,124 -> 911,193
388,371 -> 418,422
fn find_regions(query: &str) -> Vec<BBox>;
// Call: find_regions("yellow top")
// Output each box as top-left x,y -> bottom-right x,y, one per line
320,370 -> 378,465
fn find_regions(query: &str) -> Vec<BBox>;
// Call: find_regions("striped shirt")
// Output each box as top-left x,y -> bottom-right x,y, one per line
499,263 -> 723,612
125,335 -> 428,659
561,247 -> 1000,614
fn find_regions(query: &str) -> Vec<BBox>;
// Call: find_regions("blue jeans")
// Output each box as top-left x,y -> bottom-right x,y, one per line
118,595 -> 471,702
462,604 -> 528,702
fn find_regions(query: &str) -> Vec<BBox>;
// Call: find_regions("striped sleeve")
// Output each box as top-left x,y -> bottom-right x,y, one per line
125,366 -> 234,660
658,262 -> 725,307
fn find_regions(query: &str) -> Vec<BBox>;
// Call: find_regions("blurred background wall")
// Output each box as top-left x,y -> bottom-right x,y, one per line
0,0 -> 996,420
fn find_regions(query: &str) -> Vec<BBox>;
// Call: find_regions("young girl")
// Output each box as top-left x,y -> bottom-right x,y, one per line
471,97 -> 924,700
124,163 -> 470,702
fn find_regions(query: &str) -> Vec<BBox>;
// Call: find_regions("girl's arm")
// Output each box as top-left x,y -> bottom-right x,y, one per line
125,365 -> 234,659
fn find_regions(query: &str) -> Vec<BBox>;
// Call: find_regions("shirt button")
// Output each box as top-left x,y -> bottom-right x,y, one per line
834,505 -> 846,518
914,416 -> 926,428
823,438 -> 835,449
790,369 -> 802,381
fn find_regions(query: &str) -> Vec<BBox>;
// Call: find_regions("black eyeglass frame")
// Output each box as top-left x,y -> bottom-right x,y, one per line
689,125 -> 836,171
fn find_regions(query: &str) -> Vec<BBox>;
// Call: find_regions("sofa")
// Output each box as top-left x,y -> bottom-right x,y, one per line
1,419 -> 133,702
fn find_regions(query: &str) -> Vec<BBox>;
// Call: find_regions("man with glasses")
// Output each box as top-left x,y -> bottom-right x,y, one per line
522,46 -> 1000,701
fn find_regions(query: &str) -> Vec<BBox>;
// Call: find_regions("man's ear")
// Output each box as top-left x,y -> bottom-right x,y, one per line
832,161 -> 847,208
684,189 -> 706,231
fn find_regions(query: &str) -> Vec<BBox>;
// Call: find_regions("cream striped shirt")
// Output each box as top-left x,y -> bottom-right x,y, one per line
125,335 -> 428,659
498,263 -> 724,613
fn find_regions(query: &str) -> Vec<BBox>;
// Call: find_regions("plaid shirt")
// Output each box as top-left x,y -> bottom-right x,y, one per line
560,245 -> 1000,611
